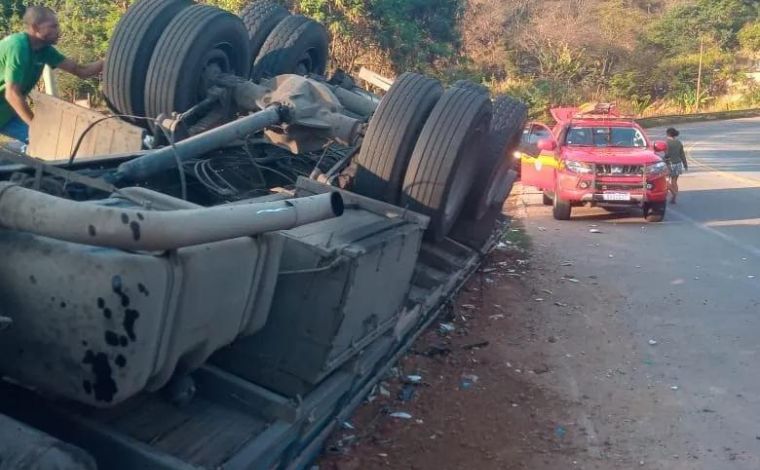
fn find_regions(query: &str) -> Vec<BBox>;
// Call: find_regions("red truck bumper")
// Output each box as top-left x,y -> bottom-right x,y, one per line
556,173 -> 668,206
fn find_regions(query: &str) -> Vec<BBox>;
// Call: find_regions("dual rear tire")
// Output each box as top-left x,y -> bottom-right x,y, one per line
104,0 -> 329,127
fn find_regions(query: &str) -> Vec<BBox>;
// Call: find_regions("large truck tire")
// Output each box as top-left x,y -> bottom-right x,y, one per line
451,79 -> 489,95
103,0 -> 192,122
239,0 -> 290,77
251,15 -> 329,81
401,87 -> 492,241
353,73 -> 443,203
464,95 -> 528,220
144,4 -> 251,121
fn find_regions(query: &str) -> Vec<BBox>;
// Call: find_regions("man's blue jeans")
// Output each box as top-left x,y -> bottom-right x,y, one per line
0,116 -> 28,142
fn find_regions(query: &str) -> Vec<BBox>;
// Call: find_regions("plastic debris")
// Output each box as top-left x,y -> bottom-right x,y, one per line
459,374 -> 479,390
341,421 -> 355,430
671,385 -> 679,391
554,302 -> 568,307
538,226 -> 547,231
379,384 -> 391,398
534,297 -> 545,302
589,229 -> 602,234
561,261 -> 574,266
562,276 -> 580,283
541,289 -> 553,295
748,275 -> 756,279
555,426 -> 567,439
489,314 -> 505,320
439,323 -> 456,334
648,339 -> 658,346
461,304 -> 476,310
405,375 -> 423,384
389,412 -> 413,419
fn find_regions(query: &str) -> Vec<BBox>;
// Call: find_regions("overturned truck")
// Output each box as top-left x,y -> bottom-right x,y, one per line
0,1 -> 527,468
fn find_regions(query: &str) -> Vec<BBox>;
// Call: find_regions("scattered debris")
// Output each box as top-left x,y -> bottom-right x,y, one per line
341,421 -> 355,430
404,375 -> 423,384
460,304 -> 477,310
533,364 -> 550,374
608,254 -> 614,258
534,297 -> 545,302
496,242 -> 509,251
541,288 -> 554,295
748,275 -> 756,279
459,374 -> 479,390
554,426 -> 567,439
389,412 -> 413,419
463,341 -> 490,350
562,276 -> 580,283
589,229 -> 602,234
488,314 -> 504,320
554,302 -> 568,308
438,323 -> 456,334
398,385 -> 416,402
648,339 -> 658,346
481,267 -> 498,274
671,386 -> 680,391
379,385 -> 391,398
538,226 -> 547,232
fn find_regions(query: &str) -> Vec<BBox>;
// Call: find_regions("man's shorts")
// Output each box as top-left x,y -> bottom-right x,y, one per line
0,116 -> 29,144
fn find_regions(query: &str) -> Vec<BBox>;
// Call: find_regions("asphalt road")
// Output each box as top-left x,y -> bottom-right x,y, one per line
517,117 -> 760,469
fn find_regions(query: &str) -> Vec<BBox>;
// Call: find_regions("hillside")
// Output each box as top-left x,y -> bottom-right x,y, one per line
2,0 -> 759,116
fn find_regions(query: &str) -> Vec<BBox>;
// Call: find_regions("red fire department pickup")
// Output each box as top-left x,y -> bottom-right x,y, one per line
518,104 -> 669,222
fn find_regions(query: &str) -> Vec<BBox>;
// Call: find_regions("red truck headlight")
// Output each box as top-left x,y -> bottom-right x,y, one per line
563,160 -> 594,174
646,161 -> 668,177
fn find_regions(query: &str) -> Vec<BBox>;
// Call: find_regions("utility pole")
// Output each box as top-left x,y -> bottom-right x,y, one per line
696,37 -> 704,113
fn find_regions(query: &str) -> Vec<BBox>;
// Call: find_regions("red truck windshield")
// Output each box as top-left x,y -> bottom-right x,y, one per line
566,126 -> 647,148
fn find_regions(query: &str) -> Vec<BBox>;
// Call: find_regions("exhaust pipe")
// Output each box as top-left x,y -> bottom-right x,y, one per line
0,183 -> 343,251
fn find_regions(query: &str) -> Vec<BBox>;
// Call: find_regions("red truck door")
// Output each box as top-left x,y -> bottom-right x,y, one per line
520,123 -> 555,190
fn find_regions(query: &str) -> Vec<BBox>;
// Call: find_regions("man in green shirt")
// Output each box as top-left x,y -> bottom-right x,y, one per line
0,6 -> 103,148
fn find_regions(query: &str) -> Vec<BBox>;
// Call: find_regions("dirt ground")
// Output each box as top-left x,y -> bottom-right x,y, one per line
317,195 -> 650,470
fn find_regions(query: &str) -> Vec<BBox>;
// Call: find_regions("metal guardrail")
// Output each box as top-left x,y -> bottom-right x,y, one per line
636,108 -> 760,128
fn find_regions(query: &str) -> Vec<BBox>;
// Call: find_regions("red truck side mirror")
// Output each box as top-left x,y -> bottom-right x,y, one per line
537,138 -> 557,151
653,140 -> 667,152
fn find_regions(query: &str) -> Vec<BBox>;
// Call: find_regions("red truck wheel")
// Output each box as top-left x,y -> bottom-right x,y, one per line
552,191 -> 572,220
644,202 -> 666,222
